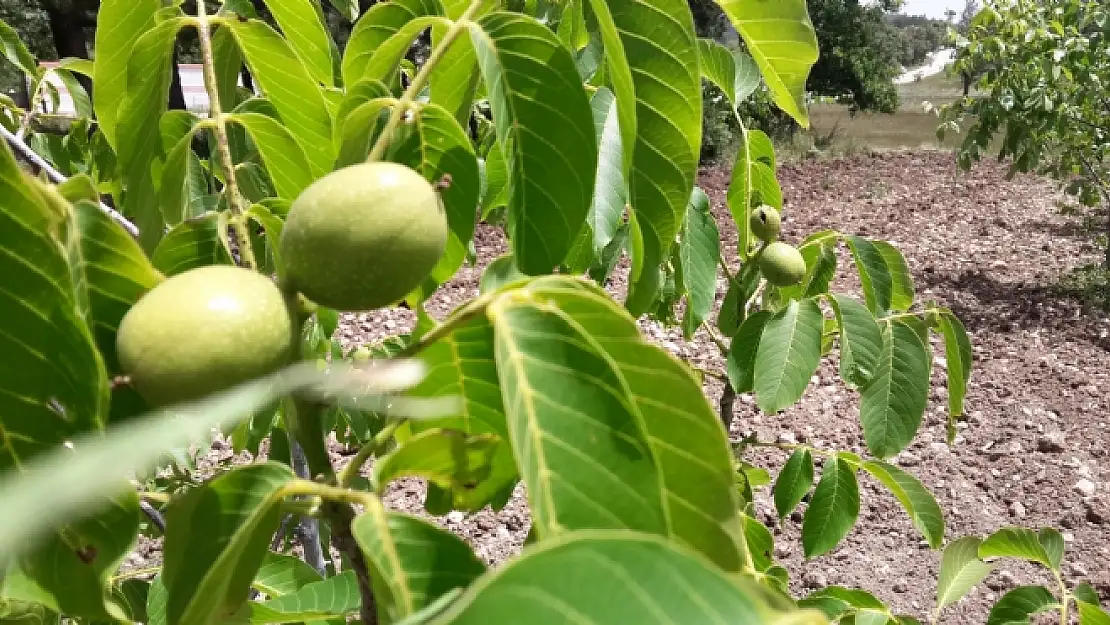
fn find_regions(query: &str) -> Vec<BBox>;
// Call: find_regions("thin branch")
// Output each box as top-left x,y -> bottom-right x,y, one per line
0,123 -> 140,238
365,0 -> 484,162
139,499 -> 166,533
338,418 -> 404,488
196,0 -> 257,270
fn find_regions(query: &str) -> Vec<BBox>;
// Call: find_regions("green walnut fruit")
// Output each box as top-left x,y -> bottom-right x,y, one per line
280,161 -> 449,312
750,206 -> 782,242
759,241 -> 807,287
116,265 -> 297,407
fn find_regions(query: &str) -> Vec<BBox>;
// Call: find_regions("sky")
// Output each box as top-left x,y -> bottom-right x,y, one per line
898,0 -> 960,18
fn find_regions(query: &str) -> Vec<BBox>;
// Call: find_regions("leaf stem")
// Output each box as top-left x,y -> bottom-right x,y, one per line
399,296 -> 491,357
702,321 -> 730,357
365,0 -> 484,162
195,0 -> 256,271
337,418 -> 406,488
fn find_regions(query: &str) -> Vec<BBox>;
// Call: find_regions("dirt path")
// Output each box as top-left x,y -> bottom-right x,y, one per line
340,150 -> 1110,622
141,150 -> 1107,622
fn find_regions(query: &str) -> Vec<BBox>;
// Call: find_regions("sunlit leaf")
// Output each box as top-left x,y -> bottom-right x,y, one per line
353,496 -> 486,621
428,532 -> 788,624
726,311 -> 771,394
859,320 -> 930,459
754,298 -> 824,413
228,112 -> 315,201
986,586 -> 1058,625
802,457 -> 859,558
715,0 -> 819,126
0,144 -> 107,472
93,0 -> 160,150
862,461 -> 944,548
829,294 -> 883,389
698,38 -> 760,108
260,0 -> 337,87
935,537 -> 994,614
162,463 -> 295,625
774,449 -> 814,520
151,212 -> 234,277
679,187 -> 721,339
979,527 -> 1055,570
228,18 -> 335,177
469,12 -> 597,274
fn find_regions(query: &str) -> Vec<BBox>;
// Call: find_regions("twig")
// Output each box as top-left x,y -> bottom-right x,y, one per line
718,381 -> 736,430
196,0 -> 257,270
338,418 -> 404,488
0,123 -> 140,238
289,437 -> 327,576
139,499 -> 166,533
365,0 -> 484,162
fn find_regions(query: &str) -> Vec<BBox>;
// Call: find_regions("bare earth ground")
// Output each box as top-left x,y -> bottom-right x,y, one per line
151,150 -> 1110,623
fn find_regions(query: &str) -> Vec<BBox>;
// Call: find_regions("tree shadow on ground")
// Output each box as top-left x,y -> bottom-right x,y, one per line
919,269 -> 1110,352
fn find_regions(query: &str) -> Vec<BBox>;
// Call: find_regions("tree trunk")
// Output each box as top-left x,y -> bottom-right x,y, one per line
42,2 -> 93,97
168,48 -> 187,111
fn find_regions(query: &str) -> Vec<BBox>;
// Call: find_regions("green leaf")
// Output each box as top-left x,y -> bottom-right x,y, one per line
874,241 -> 915,312
373,428 -> 501,496
479,255 -> 526,295
679,187 -> 721,339
212,17 -> 248,111
774,449 -> 814,520
0,360 -> 429,562
426,532 -> 783,624
335,97 -> 392,168
488,277 -> 745,572
341,0 -> 444,90
93,0 -> 160,150
938,311 -> 973,420
469,12 -> 597,274
1038,528 -> 1065,571
727,129 -> 781,260
715,0 -> 819,127
1078,601 -> 1110,625
859,320 -> 931,459
0,18 -> 41,79
248,571 -> 360,623
846,236 -> 893,316
260,0 -> 336,87
480,140 -> 510,217
741,513 -> 774,571
430,0 -> 495,127
73,202 -> 163,373
406,313 -> 517,512
16,492 -> 140,620
390,103 -> 480,284
587,0 -> 701,313
252,552 -> 322,597
803,586 -> 887,615
979,528 -> 1055,569
698,38 -> 761,110
862,461 -> 944,548
51,68 -> 93,119
352,496 -> 486,621
986,586 -> 1059,625
228,112 -> 315,201
147,576 -> 167,625
726,311 -> 771,394
0,145 -> 107,471
162,463 -> 295,625
151,212 -> 234,277
829,294 -> 883,389
754,298 -> 824,413
115,17 -> 188,253
802,457 -> 860,558
935,537 -> 994,614
779,232 -> 838,301
583,86 -> 626,258
228,18 -> 335,177
158,119 -> 208,227
1074,585 -> 1101,606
